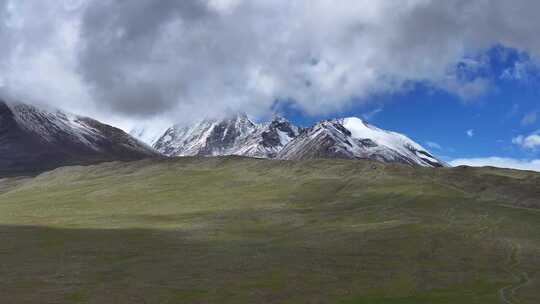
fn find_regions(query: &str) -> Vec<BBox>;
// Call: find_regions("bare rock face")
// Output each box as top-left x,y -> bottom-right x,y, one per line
0,100 -> 158,174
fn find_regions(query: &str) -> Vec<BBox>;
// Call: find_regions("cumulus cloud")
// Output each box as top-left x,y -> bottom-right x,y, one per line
3,0 -> 540,128
466,129 -> 475,138
513,131 -> 540,149
450,157 -> 540,172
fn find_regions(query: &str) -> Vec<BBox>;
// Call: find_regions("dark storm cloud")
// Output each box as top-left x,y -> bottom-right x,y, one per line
78,0 -> 212,116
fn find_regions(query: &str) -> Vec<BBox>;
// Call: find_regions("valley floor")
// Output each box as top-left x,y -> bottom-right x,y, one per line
0,157 -> 539,303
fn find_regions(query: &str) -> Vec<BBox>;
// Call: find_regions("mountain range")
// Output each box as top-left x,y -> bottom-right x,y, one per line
148,113 -> 445,167
0,100 -> 445,174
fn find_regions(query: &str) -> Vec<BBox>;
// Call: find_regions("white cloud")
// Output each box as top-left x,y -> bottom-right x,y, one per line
426,141 -> 442,150
513,131 -> 540,149
361,107 -> 382,120
3,0 -> 540,128
450,157 -> 540,172
466,129 -> 475,138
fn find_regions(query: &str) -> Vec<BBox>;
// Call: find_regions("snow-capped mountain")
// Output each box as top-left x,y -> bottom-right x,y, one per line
0,99 -> 444,173
0,100 -> 158,173
153,113 -> 300,158
277,117 -> 445,167
151,113 -> 444,167
153,113 -> 257,156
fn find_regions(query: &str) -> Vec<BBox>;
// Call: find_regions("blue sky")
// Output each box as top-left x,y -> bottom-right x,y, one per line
279,46 -> 540,168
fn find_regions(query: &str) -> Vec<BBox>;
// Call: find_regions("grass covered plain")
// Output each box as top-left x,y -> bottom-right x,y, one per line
0,156 -> 539,303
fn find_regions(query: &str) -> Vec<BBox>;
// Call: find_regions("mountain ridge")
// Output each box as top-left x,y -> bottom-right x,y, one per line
0,100 -> 158,174
153,113 -> 300,159
149,113 -> 445,167
278,117 -> 445,167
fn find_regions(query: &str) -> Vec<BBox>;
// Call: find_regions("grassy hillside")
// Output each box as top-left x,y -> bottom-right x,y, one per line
0,157 -> 539,303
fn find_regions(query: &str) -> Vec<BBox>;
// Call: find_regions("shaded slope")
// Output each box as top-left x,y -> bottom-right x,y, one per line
0,101 -> 158,175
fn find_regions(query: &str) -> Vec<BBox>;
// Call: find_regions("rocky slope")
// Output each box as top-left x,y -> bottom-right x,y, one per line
278,118 -> 445,167
0,100 -> 158,174
153,114 -> 299,158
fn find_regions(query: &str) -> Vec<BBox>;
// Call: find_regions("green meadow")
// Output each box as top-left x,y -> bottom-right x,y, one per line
0,157 -> 538,303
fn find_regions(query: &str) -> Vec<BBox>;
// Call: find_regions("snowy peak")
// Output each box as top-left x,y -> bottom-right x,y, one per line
262,117 -> 298,148
340,117 -> 444,167
266,115 -> 299,142
277,117 -> 445,167
236,116 -> 300,158
153,113 -> 257,157
277,119 -> 359,160
129,126 -> 168,147
0,100 -> 157,173
197,113 -> 257,156
153,114 -> 301,158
